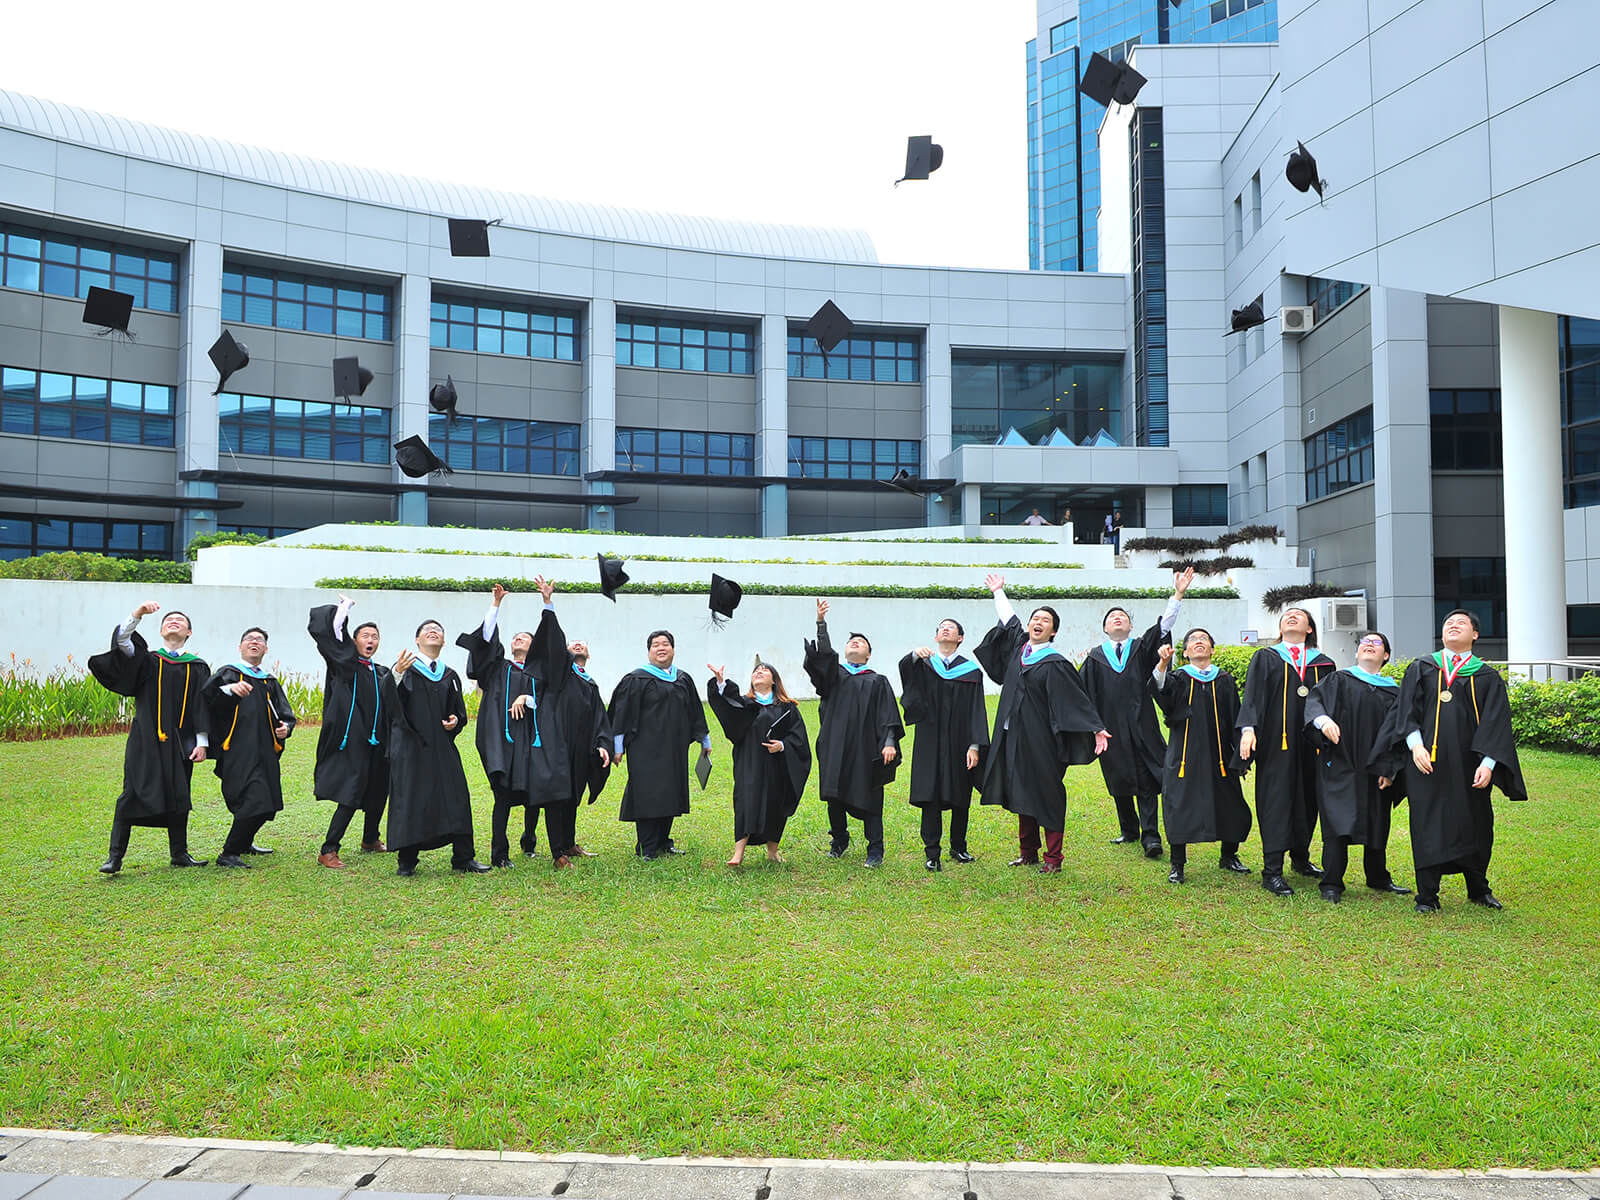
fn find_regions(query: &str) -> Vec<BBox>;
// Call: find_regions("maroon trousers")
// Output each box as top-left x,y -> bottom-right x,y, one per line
1017,816 -> 1064,866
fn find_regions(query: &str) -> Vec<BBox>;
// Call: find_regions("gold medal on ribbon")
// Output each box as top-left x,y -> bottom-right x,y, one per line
1296,685 -> 1309,698
1440,689 -> 1453,703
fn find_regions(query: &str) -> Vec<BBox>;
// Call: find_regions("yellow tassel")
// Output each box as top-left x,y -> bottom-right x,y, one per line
178,664 -> 189,730
266,693 -> 283,752
156,657 -> 167,742
1280,660 -> 1289,751
1430,669 -> 1442,763
1211,681 -> 1227,777
1471,675 -> 1480,722
223,705 -> 239,752
1178,677 -> 1192,778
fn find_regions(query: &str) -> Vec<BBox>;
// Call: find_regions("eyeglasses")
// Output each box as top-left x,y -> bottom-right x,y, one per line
1358,637 -> 1386,647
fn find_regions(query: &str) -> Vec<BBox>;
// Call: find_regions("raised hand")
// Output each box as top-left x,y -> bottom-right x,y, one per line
492,583 -> 509,607
1157,644 -> 1174,668
708,662 -> 727,687
913,646 -> 933,660
393,648 -> 415,676
509,694 -> 528,719
984,572 -> 1005,594
337,593 -> 353,608
762,739 -> 784,754
1321,719 -> 1342,745
1239,729 -> 1256,761
1411,743 -> 1433,775
230,680 -> 255,697
135,600 -> 161,617
816,598 -> 830,621
1175,565 -> 1196,596
536,575 -> 554,605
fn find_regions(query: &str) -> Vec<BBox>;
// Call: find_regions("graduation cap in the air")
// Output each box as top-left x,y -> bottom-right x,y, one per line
1285,141 -> 1326,199
394,435 -> 453,479
333,356 -> 375,402
708,573 -> 743,628
447,217 -> 498,257
428,375 -> 459,423
896,135 -> 944,184
1078,51 -> 1146,107
878,468 -> 920,496
82,286 -> 135,338
208,330 -> 250,395
806,300 -> 852,359
597,554 -> 629,602
1229,300 -> 1266,333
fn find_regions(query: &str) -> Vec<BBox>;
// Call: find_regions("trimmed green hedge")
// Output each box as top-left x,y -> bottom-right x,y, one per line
185,531 -> 268,560
0,553 -> 191,583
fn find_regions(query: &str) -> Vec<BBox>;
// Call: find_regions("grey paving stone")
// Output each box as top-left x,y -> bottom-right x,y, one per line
968,1168 -> 1177,1199
349,1192 -> 447,1200
180,1149 -> 388,1189
24,1177 -> 145,1199
0,1136 -> 34,1160
234,1188 -> 348,1200
564,1162 -> 769,1200
0,1174 -> 50,1200
0,1140 -> 199,1180
366,1156 -> 570,1196
128,1182 -> 249,1199
765,1165 -> 968,1200
1171,1180 -> 1384,1200
1372,1181 -> 1592,1200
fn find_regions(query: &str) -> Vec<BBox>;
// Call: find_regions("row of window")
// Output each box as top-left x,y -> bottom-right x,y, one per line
428,413 -> 580,476
1208,0 -> 1267,24
786,333 -> 920,383
1305,407 -> 1375,501
222,265 -> 392,341
0,221 -> 179,313
618,319 -> 754,374
217,394 -> 391,465
219,524 -> 300,539
1173,484 -> 1228,527
431,297 -> 580,361
788,437 -> 921,481
1430,389 -> 1502,471
1561,316 -> 1600,510
1306,277 -> 1364,320
1,366 -> 176,447
1435,558 -> 1506,639
615,427 -> 753,476
0,513 -> 172,561
950,357 -> 1122,449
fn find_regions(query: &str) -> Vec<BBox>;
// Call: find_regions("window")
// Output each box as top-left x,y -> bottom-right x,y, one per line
1305,408 -> 1374,500
0,513 -> 171,561
1249,172 -> 1262,234
1,366 -> 175,446
951,356 -> 1122,448
787,331 -> 920,382
429,414 -> 579,475
787,437 -> 921,482
1434,558 -> 1506,639
1561,315 -> 1600,509
1173,484 -> 1228,526
1305,277 -> 1365,321
616,428 -> 754,477
0,220 -> 178,312
1209,0 -> 1267,21
1049,19 -> 1076,53
1429,389 -> 1502,471
222,264 -> 391,340
617,317 -> 753,374
218,393 -> 390,464
1131,108 -> 1167,446
430,294 -> 580,361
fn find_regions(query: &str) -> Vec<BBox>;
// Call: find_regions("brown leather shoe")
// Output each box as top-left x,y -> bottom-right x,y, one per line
569,844 -> 599,858
317,852 -> 345,869
360,840 -> 387,853
553,855 -> 572,869
1038,861 -> 1062,874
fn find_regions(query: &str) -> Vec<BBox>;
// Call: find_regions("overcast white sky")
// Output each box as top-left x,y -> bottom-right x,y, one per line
6,0 -> 1038,269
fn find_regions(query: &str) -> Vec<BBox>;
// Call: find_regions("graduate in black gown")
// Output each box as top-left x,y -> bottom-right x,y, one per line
707,658 -> 811,866
310,595 -> 390,868
1081,567 -> 1193,857
898,618 -> 989,871
1236,606 -> 1336,895
457,579 -> 573,869
804,599 -> 904,869
540,629 -> 613,860
974,574 -> 1110,874
382,619 -> 489,876
201,626 -> 297,868
1371,608 -> 1527,914
89,601 -> 211,874
1149,630 -> 1253,885
1304,631 -> 1411,902
609,629 -> 710,860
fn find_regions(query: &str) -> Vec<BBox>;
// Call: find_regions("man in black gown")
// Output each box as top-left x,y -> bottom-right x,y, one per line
202,627 -> 297,868
898,619 -> 989,871
805,599 -> 904,869
383,619 -> 490,876
541,630 -> 613,860
1372,609 -> 1527,914
609,630 -> 710,860
310,595 -> 390,868
89,600 -> 210,873
1080,566 -> 1194,857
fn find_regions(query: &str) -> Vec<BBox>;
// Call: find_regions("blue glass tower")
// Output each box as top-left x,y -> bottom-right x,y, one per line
1026,0 -> 1277,272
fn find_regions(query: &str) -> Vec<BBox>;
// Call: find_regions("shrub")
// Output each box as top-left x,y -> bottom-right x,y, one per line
1125,537 -> 1210,554
1159,556 -> 1254,575
1261,583 -> 1345,612
186,531 -> 268,560
1213,524 -> 1283,550
0,553 -> 190,583
1509,673 -> 1600,756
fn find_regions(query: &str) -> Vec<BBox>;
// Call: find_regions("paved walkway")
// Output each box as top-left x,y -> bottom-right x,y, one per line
1,1130 -> 1595,1200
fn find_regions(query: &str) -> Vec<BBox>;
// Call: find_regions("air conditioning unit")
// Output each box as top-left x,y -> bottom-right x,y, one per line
1325,595 -> 1367,631
1280,305 -> 1316,335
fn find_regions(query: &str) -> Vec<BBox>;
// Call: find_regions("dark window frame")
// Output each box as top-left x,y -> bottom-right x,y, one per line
1305,407 -> 1375,501
1,364 -> 175,447
429,413 -> 580,476
222,262 -> 392,341
0,220 -> 179,313
617,315 -> 754,375
786,330 -> 920,383
1434,557 -> 1507,639
1429,389 -> 1503,472
430,293 -> 580,362
0,511 -> 172,561
1172,484 -> 1228,526
218,392 -> 392,465
786,436 -> 921,481
616,427 -> 755,477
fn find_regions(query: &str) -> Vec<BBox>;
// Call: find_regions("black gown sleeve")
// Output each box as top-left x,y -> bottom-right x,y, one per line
897,654 -> 932,725
308,604 -> 356,672
1467,669 -> 1528,801
974,616 -> 1026,684
455,619 -> 505,684
88,626 -> 146,696
707,678 -> 758,745
1235,649 -> 1269,731
803,621 -> 841,698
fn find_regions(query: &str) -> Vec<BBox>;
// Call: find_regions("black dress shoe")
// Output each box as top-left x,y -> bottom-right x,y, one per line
1110,833 -> 1139,845
1367,880 -> 1412,895
1142,840 -> 1163,859
1168,866 -> 1185,885
216,854 -> 250,869
170,853 -> 207,868
491,856 -> 513,869
826,845 -> 848,858
243,844 -> 274,855
925,858 -> 941,872
950,849 -> 976,864
99,857 -> 122,875
863,854 -> 884,869
1220,855 -> 1252,874
1319,886 -> 1343,903
1414,899 -> 1440,914
663,842 -> 686,856
1262,874 -> 1294,897
1291,860 -> 1324,879
397,863 -> 416,877
453,860 -> 493,874
1471,892 -> 1504,910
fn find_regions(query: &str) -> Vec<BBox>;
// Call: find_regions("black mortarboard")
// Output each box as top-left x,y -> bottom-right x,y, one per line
708,574 -> 743,627
82,286 -> 134,335
1285,141 -> 1325,198
394,435 -> 452,479
1078,51 -> 1146,107
1229,300 -> 1266,333
897,135 -> 944,184
878,468 -> 919,496
333,356 -> 375,401
447,218 -> 494,257
428,375 -> 459,423
208,330 -> 250,395
806,300 -> 852,356
694,746 -> 712,790
598,554 -> 629,602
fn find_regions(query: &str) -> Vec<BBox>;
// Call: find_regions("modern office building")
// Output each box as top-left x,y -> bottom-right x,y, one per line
1026,0 -> 1278,272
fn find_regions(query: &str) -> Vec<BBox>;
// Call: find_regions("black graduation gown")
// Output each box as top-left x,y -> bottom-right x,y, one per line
548,663 -> 613,807
1370,657 -> 1527,870
897,653 -> 989,812
1150,668 -> 1252,845
1080,622 -> 1169,797
608,668 -> 708,822
707,680 -> 811,843
1235,645 -> 1336,855
308,604 -> 390,811
1304,670 -> 1404,843
803,626 -> 904,818
87,630 -> 210,826
201,665 -> 297,822
973,617 -> 1104,830
382,663 -> 474,852
456,609 -> 571,805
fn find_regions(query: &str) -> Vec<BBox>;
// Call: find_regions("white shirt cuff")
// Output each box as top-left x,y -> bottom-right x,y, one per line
195,732 -> 209,748
613,734 -> 625,756
1406,730 -> 1424,751
1152,666 -> 1168,686
1480,756 -> 1496,772
1313,715 -> 1333,732
117,614 -> 140,655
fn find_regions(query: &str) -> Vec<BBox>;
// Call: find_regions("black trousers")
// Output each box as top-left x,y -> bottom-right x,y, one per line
222,812 -> 271,857
544,803 -> 578,858
397,835 -> 477,870
635,815 -> 676,859
1113,793 -> 1161,843
1321,835 -> 1395,892
1263,843 -> 1318,879
919,805 -> 969,859
110,814 -> 190,861
490,787 -> 539,861
828,801 -> 884,858
1170,840 -> 1240,868
322,803 -> 385,855
1415,856 -> 1492,906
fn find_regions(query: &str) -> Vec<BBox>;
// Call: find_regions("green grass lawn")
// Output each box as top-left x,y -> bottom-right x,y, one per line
1,706 -> 1597,1168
